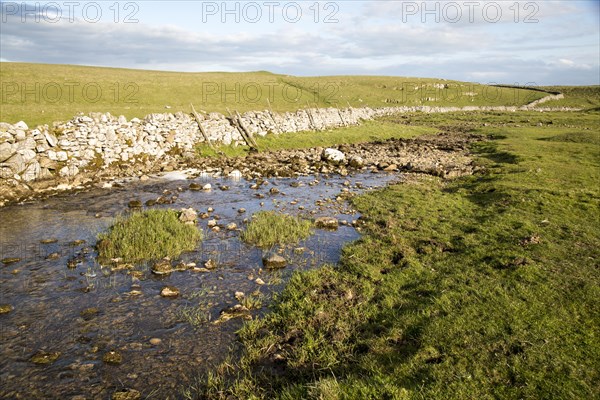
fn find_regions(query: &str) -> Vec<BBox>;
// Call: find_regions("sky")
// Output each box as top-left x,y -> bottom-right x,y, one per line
0,0 -> 599,85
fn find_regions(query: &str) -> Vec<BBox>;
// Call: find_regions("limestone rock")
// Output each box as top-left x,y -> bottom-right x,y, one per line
44,132 -> 58,147
262,253 -> 287,269
160,286 -> 180,298
59,165 -> 79,177
322,148 -> 346,165
315,216 -> 339,230
178,207 -> 198,224
0,142 -> 14,162
348,155 -> 364,168
151,258 -> 173,275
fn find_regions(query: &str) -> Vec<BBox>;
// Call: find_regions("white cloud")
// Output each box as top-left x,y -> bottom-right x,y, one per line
0,0 -> 598,85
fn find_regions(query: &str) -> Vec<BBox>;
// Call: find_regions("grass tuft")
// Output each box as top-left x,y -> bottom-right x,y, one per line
241,211 -> 313,248
97,209 -> 202,262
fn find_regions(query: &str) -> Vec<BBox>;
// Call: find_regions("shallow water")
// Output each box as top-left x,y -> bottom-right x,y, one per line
0,171 -> 399,399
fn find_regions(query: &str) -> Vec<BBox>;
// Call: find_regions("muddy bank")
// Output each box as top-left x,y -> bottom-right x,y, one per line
0,131 -> 480,206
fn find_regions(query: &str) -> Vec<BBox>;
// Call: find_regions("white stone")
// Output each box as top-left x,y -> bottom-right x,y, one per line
14,121 -> 28,130
59,165 -> 79,177
83,149 -> 96,159
21,161 -> 41,182
36,142 -> 49,153
322,148 -> 346,164
44,132 -> 58,147
16,137 -> 36,151
0,142 -> 15,162
18,149 -> 36,162
0,132 -> 14,143
14,130 -> 26,141
228,169 -> 242,179
58,139 -> 72,147
106,128 -> 116,142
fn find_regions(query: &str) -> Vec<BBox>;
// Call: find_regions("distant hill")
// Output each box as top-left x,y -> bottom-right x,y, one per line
0,62 -> 550,126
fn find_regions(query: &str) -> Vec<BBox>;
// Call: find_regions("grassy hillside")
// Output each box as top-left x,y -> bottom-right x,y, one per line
537,86 -> 600,110
0,62 -> 548,127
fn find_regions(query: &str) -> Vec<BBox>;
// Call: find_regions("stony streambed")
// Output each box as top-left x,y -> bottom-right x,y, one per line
0,169 -> 402,399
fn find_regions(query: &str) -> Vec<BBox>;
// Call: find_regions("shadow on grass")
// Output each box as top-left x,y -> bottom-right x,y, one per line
472,141 -> 521,165
538,132 -> 600,145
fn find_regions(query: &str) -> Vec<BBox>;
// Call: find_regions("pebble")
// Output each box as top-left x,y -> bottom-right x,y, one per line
204,259 -> 217,270
262,253 -> 287,269
160,286 -> 180,298
102,350 -> 123,365
151,258 -> 173,275
149,338 -> 162,346
128,200 -> 142,208
315,216 -> 339,230
0,304 -> 13,314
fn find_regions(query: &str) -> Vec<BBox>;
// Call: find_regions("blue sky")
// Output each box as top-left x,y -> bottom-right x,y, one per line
1,1 -> 599,85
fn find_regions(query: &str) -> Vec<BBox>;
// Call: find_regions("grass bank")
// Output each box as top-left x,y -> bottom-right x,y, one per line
97,209 -> 202,263
0,62 -> 547,126
196,119 -> 434,158
191,108 -> 600,399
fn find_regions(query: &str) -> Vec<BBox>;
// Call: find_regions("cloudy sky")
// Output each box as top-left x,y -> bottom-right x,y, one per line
1,0 -> 598,85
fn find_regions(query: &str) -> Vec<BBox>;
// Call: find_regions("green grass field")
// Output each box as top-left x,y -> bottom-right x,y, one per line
189,106 -> 600,398
0,62 -> 549,127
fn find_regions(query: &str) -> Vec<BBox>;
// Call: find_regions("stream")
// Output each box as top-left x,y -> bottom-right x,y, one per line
0,170 -> 400,399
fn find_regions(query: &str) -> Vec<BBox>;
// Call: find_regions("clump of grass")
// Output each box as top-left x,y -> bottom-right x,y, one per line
239,292 -> 265,310
97,209 -> 202,262
177,304 -> 211,327
241,211 -> 313,248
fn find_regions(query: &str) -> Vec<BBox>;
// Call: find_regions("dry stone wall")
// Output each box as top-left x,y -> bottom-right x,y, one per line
0,99 -> 575,185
